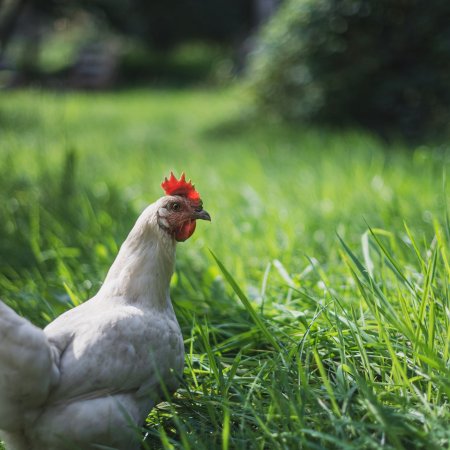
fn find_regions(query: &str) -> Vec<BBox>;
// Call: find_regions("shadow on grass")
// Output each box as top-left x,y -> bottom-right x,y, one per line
0,109 -> 43,133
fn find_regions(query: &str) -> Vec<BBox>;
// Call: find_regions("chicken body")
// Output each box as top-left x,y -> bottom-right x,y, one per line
0,194 -> 207,450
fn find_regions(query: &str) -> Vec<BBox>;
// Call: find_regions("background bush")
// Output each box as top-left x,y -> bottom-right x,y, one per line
248,0 -> 450,138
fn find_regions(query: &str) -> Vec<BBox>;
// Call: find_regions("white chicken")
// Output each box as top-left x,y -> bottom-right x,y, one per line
0,173 -> 210,450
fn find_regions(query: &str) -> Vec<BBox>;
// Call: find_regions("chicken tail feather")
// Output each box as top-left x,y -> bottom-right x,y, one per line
0,300 -> 60,432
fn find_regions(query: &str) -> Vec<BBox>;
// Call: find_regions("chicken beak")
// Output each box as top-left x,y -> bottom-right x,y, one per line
193,209 -> 211,221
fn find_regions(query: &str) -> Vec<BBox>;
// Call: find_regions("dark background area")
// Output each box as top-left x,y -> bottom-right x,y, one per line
1,0 -> 450,139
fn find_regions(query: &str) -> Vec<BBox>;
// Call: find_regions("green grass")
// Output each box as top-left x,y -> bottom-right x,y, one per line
0,87 -> 449,450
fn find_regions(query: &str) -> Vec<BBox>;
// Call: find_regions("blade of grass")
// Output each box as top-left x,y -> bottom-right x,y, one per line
210,250 -> 282,352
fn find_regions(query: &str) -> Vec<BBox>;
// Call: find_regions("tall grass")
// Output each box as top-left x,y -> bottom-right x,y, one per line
0,88 -> 449,449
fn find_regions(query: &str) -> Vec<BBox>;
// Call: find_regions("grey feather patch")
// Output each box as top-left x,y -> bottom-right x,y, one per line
159,217 -> 169,228
158,207 -> 169,217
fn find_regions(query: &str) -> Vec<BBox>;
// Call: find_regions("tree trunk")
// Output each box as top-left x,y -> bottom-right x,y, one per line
0,0 -> 29,57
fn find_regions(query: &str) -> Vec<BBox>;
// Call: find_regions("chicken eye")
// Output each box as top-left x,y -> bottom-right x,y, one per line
171,202 -> 181,211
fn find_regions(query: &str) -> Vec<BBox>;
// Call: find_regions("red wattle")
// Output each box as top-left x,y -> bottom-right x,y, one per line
175,220 -> 197,242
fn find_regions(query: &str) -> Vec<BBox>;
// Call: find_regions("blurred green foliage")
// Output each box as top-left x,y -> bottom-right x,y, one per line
118,41 -> 233,86
89,0 -> 252,49
248,0 -> 450,138
5,0 -> 252,50
0,0 -> 250,86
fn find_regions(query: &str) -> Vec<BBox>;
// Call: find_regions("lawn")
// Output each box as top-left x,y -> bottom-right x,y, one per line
0,87 -> 449,450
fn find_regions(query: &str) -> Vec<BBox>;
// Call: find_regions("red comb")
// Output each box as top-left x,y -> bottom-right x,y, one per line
161,172 -> 200,201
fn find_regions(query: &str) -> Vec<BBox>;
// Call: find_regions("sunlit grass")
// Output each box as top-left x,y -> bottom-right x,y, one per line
0,87 -> 449,449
